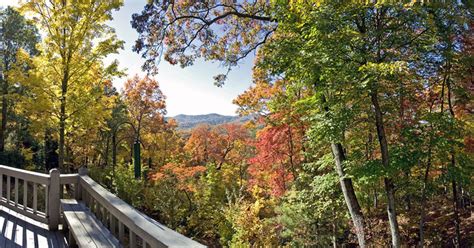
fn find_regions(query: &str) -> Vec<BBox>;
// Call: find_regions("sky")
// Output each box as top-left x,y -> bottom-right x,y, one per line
0,0 -> 255,116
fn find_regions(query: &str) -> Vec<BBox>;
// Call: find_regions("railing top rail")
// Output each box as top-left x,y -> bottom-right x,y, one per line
0,165 -> 50,184
59,173 -> 79,184
80,175 -> 205,248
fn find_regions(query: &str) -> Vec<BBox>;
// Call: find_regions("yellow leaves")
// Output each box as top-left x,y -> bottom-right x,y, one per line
15,0 -> 125,157
359,61 -> 408,77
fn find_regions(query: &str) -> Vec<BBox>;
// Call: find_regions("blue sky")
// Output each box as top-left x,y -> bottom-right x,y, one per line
1,0 -> 254,116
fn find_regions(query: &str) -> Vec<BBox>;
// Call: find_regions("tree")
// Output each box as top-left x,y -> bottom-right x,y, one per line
185,123 -> 251,169
122,74 -> 166,142
131,0 -> 276,86
130,1 -> 473,246
131,1 -> 368,246
20,0 -> 124,170
0,7 -> 39,152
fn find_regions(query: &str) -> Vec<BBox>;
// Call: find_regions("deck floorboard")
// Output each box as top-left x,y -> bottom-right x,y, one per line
0,206 -> 68,248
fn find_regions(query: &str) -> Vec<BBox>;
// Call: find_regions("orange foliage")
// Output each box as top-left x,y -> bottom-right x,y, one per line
122,74 -> 166,137
149,162 -> 206,192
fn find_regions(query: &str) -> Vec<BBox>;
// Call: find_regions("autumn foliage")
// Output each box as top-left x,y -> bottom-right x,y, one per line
2,1 -> 472,247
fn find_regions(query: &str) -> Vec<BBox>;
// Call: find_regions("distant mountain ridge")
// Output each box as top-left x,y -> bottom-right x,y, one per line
168,113 -> 252,129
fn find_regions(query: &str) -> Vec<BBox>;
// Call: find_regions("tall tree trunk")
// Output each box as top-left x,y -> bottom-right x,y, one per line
58,85 -> 66,170
419,143 -> 432,247
451,154 -> 461,248
404,171 -> 411,211
370,91 -> 401,247
103,134 -> 110,167
447,78 -> 462,247
0,75 -> 8,152
112,131 -> 117,172
332,214 -> 337,248
374,186 -> 378,209
321,94 -> 366,247
58,68 -> 69,171
331,143 -> 367,248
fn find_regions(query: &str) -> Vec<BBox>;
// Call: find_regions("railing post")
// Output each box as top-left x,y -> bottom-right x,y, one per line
75,167 -> 88,201
48,168 -> 60,231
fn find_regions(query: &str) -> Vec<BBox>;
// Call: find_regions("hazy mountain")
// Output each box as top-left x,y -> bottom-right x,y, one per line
168,113 -> 252,130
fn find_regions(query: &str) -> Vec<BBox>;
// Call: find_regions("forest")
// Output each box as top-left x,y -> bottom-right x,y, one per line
0,0 -> 472,247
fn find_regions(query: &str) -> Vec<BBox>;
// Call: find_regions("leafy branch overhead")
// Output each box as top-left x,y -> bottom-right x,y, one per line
131,0 -> 277,86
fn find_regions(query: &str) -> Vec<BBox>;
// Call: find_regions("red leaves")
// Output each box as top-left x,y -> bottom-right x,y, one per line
247,124 -> 303,197
184,123 -> 251,167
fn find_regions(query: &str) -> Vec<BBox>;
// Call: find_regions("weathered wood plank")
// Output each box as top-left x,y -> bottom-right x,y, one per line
129,231 -> 136,248
118,222 -> 124,244
33,183 -> 37,214
61,199 -> 120,248
23,180 -> 27,210
59,174 -> 78,185
6,175 -> 10,203
0,174 -> 3,200
14,177 -> 18,207
62,199 -> 96,247
0,166 -> 49,185
48,169 -> 60,230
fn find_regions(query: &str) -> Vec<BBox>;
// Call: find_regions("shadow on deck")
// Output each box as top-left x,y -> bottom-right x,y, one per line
0,206 -> 67,248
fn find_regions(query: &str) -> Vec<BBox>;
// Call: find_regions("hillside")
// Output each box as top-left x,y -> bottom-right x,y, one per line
169,113 -> 252,129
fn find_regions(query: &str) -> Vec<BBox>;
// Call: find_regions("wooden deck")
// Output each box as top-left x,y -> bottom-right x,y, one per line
0,206 -> 67,248
0,165 -> 205,248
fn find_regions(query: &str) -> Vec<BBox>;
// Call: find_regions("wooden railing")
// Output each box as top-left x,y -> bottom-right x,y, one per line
0,165 -> 205,248
0,165 -> 55,227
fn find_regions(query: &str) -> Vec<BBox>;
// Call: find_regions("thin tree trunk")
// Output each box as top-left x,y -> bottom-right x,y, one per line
332,215 -> 337,248
0,74 -> 7,152
331,143 -> 366,247
419,141 -> 432,247
374,185 -> 379,209
451,154 -> 461,248
321,95 -> 366,247
370,91 -> 401,247
103,134 -> 110,167
404,171 -> 411,211
58,71 -> 68,171
112,132 -> 117,172
447,77 -> 462,247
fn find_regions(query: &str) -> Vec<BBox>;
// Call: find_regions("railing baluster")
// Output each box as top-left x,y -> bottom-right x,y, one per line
6,175 -> 10,204
14,177 -> 18,206
33,183 -> 37,214
0,174 -> 3,200
84,190 -> 89,208
130,230 -> 136,248
23,180 -> 27,209
101,206 -> 106,225
110,214 -> 116,236
45,184 -> 48,215
90,197 -> 94,213
60,184 -> 64,199
119,222 -> 125,244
